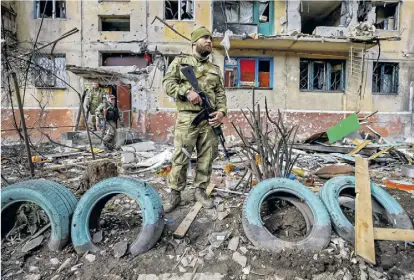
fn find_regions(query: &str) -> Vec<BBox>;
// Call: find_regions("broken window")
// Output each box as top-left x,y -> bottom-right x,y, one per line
224,57 -> 273,88
224,1 -> 254,23
300,59 -> 345,91
35,0 -> 66,19
300,1 -> 342,34
165,0 -> 194,20
99,16 -> 130,31
374,2 -> 399,30
372,62 -> 399,94
33,54 -> 66,88
101,53 -> 147,67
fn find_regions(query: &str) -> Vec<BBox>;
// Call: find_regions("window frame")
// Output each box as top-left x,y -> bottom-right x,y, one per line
99,15 -> 131,32
224,56 -> 274,89
34,0 -> 66,19
299,58 -> 346,93
374,1 -> 400,31
164,0 -> 195,21
33,54 -> 66,89
372,62 -> 399,95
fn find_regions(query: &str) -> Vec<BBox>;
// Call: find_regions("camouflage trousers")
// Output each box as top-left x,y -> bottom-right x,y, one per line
85,104 -> 99,129
168,112 -> 219,191
102,120 -> 117,149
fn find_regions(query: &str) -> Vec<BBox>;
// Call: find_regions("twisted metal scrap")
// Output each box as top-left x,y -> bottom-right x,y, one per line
231,91 -> 299,183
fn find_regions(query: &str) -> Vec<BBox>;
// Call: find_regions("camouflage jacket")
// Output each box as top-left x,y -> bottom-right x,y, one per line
84,87 -> 105,111
162,54 -> 227,116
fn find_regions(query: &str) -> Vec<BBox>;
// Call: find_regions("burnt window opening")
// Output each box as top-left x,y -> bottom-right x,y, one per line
165,0 -> 194,20
374,2 -> 399,30
300,59 -> 346,92
372,62 -> 399,94
99,16 -> 130,31
300,1 -> 342,34
35,0 -> 66,19
224,57 -> 273,88
224,1 -> 254,23
101,53 -> 148,67
33,54 -> 66,88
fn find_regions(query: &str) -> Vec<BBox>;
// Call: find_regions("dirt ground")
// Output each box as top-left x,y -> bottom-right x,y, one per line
1,146 -> 414,280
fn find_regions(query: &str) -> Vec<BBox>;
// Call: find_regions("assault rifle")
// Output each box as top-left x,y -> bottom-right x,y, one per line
180,65 -> 229,159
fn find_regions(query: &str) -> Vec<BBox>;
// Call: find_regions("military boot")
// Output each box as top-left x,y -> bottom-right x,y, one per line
195,188 -> 214,209
163,189 -> 181,213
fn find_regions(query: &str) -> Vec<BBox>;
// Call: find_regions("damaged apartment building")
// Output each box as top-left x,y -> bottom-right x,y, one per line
1,0 -> 414,143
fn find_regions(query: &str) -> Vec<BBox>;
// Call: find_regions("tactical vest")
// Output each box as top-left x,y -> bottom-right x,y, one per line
105,103 -> 120,121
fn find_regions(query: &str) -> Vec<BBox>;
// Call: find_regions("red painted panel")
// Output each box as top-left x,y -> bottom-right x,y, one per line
117,84 -> 131,126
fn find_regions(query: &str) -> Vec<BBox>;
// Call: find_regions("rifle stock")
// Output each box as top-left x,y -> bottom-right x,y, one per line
180,66 -> 229,159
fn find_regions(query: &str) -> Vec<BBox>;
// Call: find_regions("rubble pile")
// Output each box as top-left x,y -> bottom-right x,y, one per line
1,109 -> 414,280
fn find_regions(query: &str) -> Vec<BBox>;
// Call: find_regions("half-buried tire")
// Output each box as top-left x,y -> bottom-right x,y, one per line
1,179 -> 77,251
242,178 -> 331,252
71,177 -> 165,256
319,176 -> 413,244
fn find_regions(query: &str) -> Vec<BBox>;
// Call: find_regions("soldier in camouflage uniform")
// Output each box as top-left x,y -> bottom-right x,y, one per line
84,80 -> 105,131
95,94 -> 123,151
162,26 -> 227,213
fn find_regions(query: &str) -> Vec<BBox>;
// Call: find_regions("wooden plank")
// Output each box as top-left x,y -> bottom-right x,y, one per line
173,184 -> 215,238
293,144 -> 375,156
368,147 -> 393,160
348,140 -> 371,156
355,156 -> 376,264
327,113 -> 361,144
374,228 -> 414,242
173,202 -> 203,238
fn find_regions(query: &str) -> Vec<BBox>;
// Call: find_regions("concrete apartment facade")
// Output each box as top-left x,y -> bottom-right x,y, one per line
1,0 -> 414,143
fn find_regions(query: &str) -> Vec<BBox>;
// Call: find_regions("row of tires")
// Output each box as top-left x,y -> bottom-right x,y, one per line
1,178 -> 165,256
242,176 -> 413,252
2,176 -> 412,256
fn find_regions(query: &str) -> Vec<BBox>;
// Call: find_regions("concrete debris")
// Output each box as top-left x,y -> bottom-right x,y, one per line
21,235 -> 44,253
23,274 -> 41,280
360,268 -> 368,280
209,231 -> 231,248
92,230 -> 103,243
50,258 -> 60,266
28,266 -> 40,273
227,236 -> 240,251
85,254 -> 96,263
232,251 -> 247,267
57,258 -> 72,273
217,210 -> 230,221
70,263 -> 83,271
242,265 -> 251,275
113,241 -> 128,258
367,267 -> 386,280
50,275 -> 60,280
121,141 -> 155,152
178,265 -> 187,273
180,256 -> 189,267
351,22 -> 376,37
239,246 -> 248,254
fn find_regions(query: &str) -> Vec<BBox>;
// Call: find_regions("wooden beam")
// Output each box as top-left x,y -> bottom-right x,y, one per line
173,184 -> 215,238
355,156 -> 376,264
348,140 -> 371,156
374,228 -> 414,242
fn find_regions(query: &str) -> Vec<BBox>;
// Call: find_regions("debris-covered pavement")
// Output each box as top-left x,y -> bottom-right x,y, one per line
2,116 -> 414,280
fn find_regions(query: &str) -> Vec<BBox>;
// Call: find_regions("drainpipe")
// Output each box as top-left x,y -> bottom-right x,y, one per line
409,81 -> 413,113
410,81 -> 414,139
